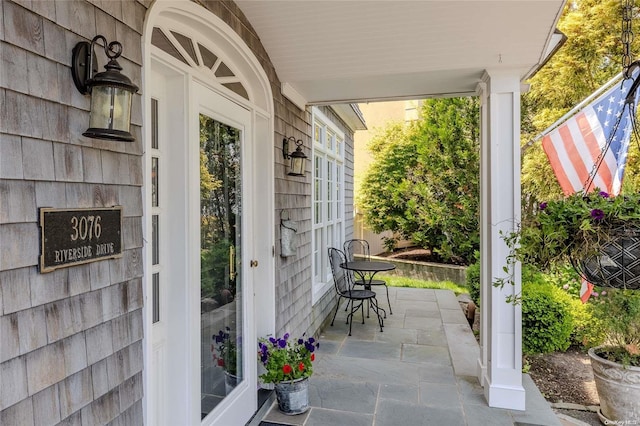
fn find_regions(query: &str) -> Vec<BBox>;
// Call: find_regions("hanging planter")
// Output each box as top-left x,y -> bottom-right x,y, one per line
496,191 -> 640,291
578,224 -> 640,290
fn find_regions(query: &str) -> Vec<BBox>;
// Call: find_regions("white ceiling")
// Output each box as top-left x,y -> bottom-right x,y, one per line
235,0 -> 566,105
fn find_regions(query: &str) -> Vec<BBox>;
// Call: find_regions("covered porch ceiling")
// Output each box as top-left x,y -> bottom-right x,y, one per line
235,0 -> 566,106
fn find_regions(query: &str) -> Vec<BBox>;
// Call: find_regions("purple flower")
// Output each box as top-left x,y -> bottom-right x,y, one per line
278,339 -> 287,349
539,202 -> 547,211
269,337 -> 277,345
298,338 -> 304,345
590,209 -> 605,221
562,284 -> 570,290
599,191 -> 609,198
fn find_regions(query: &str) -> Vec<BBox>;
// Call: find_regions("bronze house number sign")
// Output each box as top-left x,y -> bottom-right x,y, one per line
39,207 -> 123,273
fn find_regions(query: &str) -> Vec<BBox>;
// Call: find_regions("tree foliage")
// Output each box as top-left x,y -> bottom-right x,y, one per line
522,0 -> 640,206
358,98 -> 479,264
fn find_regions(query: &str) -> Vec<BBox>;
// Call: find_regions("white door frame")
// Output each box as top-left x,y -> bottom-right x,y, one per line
142,2 -> 275,424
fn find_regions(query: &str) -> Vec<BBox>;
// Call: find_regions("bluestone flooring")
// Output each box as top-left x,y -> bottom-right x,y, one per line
260,288 -> 561,426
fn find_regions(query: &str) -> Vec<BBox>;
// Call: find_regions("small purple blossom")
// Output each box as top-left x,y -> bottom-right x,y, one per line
590,209 -> 605,221
591,292 -> 599,298
562,284 -> 570,290
277,339 -> 287,349
601,290 -> 607,296
539,202 -> 547,211
599,191 -> 609,198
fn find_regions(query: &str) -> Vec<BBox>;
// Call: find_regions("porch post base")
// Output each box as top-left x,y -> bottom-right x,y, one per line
483,378 -> 526,410
477,358 -> 487,387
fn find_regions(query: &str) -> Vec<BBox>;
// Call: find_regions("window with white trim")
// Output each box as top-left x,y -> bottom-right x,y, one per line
312,108 -> 345,303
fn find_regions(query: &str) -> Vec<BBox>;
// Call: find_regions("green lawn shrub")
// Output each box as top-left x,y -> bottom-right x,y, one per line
466,260 -> 480,307
522,281 -> 574,354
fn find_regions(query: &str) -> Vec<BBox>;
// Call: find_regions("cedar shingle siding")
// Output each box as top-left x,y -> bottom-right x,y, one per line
1,0 -> 353,423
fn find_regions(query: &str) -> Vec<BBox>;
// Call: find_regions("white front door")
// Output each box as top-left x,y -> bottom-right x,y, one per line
148,64 -> 256,425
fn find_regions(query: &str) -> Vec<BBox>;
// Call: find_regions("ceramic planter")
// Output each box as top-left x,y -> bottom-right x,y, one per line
588,347 -> 640,423
274,377 -> 310,415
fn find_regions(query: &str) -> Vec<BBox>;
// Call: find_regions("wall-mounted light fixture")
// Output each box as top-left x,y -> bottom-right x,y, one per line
71,35 -> 139,142
282,136 -> 308,177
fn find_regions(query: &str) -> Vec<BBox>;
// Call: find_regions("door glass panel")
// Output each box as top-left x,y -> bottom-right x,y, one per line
200,114 -> 243,418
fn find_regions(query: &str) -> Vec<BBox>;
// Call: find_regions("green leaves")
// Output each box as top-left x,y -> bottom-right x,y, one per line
358,98 -> 480,264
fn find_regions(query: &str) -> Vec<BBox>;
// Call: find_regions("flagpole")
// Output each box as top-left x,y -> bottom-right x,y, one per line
521,72 -> 624,155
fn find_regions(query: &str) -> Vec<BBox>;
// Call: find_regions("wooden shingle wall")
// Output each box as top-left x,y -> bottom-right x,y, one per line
0,0 -> 147,424
0,0 -> 355,423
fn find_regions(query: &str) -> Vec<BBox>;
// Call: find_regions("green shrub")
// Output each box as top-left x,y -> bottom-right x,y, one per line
466,261 -> 480,307
522,282 -> 573,354
569,298 -> 605,348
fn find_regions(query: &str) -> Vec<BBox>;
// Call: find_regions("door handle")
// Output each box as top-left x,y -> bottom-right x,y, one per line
229,245 -> 237,280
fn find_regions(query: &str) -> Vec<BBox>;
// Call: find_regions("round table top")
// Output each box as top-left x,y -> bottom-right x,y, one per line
340,260 -> 396,272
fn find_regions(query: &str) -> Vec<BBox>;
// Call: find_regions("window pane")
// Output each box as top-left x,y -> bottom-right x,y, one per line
327,160 -> 333,221
326,131 -> 334,151
314,123 -> 321,145
152,157 -> 159,207
336,137 -> 343,156
151,99 -> 159,149
152,273 -> 160,323
152,215 -> 159,265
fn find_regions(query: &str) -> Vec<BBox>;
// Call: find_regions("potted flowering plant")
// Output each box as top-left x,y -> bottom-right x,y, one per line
587,289 -> 640,423
502,190 -> 640,289
212,327 -> 239,394
257,333 -> 319,415
501,190 -> 640,422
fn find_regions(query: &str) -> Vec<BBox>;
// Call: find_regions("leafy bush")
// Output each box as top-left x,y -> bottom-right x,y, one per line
591,289 -> 640,366
522,281 -> 574,354
466,260 -> 480,307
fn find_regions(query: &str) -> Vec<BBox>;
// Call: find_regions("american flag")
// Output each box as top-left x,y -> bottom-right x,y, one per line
541,73 -> 640,196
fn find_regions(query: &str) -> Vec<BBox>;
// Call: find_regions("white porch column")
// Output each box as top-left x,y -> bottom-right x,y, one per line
477,69 -> 525,410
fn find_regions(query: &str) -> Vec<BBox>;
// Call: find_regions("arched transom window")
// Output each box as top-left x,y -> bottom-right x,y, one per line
151,26 -> 250,101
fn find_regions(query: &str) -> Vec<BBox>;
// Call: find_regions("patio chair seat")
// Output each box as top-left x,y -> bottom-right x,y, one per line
328,247 -> 384,336
343,239 -> 393,315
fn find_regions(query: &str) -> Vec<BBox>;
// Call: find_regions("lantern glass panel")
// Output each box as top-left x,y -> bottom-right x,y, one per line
290,156 -> 305,176
88,85 -> 113,129
111,88 -> 132,132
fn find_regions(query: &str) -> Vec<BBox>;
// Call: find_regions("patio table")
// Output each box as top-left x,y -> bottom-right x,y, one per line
340,260 -> 395,318
339,260 -> 395,289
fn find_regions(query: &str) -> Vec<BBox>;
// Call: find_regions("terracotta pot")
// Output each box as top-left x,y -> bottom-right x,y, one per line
588,347 -> 640,423
274,377 -> 310,415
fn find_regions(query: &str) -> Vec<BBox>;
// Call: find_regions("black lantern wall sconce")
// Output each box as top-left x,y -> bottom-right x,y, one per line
282,136 -> 308,177
71,35 -> 139,142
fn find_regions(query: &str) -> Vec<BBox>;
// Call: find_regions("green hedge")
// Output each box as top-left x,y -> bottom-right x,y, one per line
522,281 -> 574,354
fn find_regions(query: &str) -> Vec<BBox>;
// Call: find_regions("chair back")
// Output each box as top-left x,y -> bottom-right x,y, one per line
328,247 -> 351,295
343,239 -> 371,262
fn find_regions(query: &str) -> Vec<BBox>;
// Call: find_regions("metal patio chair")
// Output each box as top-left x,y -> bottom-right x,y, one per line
328,247 -> 383,336
343,239 -> 392,314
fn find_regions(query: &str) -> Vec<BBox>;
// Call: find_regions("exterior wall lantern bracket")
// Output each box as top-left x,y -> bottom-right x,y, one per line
71,35 -> 139,142
282,136 -> 307,177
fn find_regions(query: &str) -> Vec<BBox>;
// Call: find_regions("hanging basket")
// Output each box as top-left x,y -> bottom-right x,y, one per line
575,224 -> 640,290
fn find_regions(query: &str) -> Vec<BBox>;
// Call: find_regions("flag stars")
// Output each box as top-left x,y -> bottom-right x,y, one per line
609,95 -> 616,103
607,108 -> 613,115
597,105 -> 604,112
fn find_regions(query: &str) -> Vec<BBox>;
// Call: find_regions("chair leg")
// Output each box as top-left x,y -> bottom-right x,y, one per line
370,297 -> 384,331
331,295 -> 342,326
384,284 -> 392,315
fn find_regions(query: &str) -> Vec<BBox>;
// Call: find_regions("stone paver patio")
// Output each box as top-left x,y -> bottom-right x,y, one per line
259,287 -> 562,426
